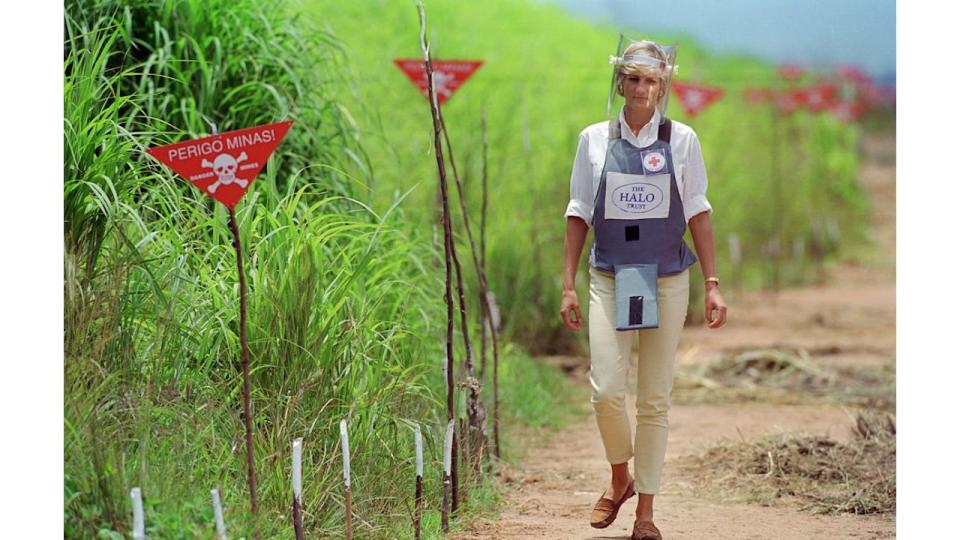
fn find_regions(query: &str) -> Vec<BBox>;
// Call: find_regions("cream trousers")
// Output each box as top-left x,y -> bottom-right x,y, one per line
587,265 -> 690,495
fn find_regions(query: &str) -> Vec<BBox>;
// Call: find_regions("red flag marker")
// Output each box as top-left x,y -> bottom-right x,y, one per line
874,84 -> 896,106
834,65 -> 871,85
393,59 -> 483,105
857,80 -> 892,108
671,81 -> 725,117
775,90 -> 801,114
830,100 -> 866,123
802,83 -> 838,112
778,63 -> 806,81
146,120 -> 294,208
743,87 -> 774,104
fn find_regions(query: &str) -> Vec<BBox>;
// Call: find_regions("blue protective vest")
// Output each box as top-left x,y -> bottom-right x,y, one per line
589,118 -> 698,275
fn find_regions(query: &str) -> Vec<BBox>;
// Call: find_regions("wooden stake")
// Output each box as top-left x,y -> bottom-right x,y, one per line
211,489 -> 227,540
340,419 -> 352,540
414,424 -> 423,540
438,109 -> 491,479
727,232 -> 742,293
438,90 -> 500,464
429,13 -> 499,474
292,438 -> 305,540
458,417 -> 469,503
416,2 -> 460,511
227,208 -> 259,536
770,106 -> 783,292
130,487 -> 145,540
479,111 -> 489,381
441,419 -> 454,533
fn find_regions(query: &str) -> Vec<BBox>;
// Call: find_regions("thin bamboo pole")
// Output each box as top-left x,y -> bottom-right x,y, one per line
227,208 -> 259,538
436,64 -> 501,464
479,111 -> 489,382
417,2 -> 461,510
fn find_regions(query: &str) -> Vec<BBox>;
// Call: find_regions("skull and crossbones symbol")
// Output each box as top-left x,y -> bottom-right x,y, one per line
201,152 -> 248,193
430,71 -> 455,99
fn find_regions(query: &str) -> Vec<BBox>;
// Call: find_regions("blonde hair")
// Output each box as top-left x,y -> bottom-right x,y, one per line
615,41 -> 673,100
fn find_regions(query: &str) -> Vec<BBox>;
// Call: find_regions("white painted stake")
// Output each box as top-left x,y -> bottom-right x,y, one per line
485,291 -> 501,332
727,233 -> 742,266
793,237 -> 805,258
341,418 -> 353,540
292,437 -> 306,540
430,72 -> 441,110
210,489 -> 227,540
292,438 -> 304,499
443,419 -> 455,475
130,487 -> 145,540
442,354 -> 448,385
415,424 -> 423,478
414,423 -> 424,540
826,215 -> 840,243
340,419 -> 351,487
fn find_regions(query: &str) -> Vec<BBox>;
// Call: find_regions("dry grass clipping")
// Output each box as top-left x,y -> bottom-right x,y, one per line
675,410 -> 895,515
674,347 -> 895,411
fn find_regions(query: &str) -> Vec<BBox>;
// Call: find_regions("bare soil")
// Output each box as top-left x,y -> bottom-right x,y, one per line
452,132 -> 896,539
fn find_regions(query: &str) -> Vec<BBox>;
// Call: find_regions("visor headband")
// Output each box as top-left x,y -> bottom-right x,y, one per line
609,54 -> 678,75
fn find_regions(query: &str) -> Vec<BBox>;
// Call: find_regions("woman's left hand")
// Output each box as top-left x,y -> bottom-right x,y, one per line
705,286 -> 727,328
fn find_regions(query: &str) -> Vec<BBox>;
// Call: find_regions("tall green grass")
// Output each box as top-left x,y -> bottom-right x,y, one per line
65,1 -> 582,536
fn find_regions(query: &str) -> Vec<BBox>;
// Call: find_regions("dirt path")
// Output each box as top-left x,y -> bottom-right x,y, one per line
453,132 -> 896,539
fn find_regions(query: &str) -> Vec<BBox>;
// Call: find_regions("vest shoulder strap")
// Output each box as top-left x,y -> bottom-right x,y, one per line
607,118 -> 620,140
657,118 -> 672,143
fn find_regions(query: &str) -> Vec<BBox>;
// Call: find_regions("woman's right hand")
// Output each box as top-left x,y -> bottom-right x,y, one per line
560,289 -> 583,331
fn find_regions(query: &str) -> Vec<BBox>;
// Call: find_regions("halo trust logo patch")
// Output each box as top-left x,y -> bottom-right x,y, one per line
642,150 -> 666,174
612,182 -> 665,214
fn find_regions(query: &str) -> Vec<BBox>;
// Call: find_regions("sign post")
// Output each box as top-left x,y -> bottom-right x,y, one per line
146,120 -> 294,536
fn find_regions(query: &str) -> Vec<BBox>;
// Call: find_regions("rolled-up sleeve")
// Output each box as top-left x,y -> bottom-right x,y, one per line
565,131 -> 595,226
682,132 -> 713,223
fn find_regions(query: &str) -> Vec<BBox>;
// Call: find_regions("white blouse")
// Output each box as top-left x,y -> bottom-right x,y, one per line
564,108 -> 713,226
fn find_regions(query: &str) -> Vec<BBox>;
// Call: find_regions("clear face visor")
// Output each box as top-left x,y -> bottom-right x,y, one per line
607,35 -> 679,123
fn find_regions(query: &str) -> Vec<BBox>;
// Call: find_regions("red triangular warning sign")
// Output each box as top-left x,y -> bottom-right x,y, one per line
146,120 -> 294,208
743,87 -> 774,105
671,81 -> 725,117
829,100 -> 866,123
775,89 -> 803,114
393,59 -> 483,105
800,83 -> 839,112
778,63 -> 807,81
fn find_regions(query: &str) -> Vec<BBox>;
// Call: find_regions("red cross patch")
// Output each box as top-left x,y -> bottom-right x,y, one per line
642,151 -> 666,173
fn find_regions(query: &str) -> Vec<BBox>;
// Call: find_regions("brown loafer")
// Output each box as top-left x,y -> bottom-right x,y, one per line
589,479 -> 636,529
631,519 -> 662,540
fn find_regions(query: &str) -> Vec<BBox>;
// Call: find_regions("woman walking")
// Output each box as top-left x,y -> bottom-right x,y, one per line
560,38 -> 727,540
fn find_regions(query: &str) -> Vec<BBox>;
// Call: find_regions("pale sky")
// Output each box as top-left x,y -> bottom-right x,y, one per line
545,0 -> 896,81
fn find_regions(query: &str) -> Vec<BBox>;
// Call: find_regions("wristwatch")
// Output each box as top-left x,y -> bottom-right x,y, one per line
704,276 -> 720,286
